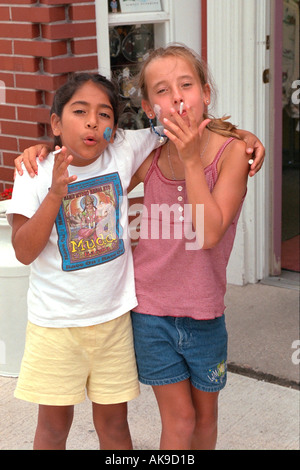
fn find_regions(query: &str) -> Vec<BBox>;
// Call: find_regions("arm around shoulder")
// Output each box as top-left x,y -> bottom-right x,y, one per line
235,128 -> 265,176
14,144 -> 53,177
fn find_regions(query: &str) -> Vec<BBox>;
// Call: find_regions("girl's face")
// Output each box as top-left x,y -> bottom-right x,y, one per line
142,55 -> 210,127
51,81 -> 116,166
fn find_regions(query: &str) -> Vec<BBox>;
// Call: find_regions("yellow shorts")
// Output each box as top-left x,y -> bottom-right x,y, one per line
15,313 -> 140,406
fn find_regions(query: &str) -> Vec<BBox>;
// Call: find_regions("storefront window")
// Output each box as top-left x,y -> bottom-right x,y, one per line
96,0 -> 201,130
109,24 -> 155,129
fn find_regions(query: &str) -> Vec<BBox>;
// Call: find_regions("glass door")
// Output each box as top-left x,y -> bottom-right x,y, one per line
281,0 -> 300,274
107,1 -> 171,130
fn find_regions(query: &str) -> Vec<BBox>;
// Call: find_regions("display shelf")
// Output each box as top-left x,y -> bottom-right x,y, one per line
108,11 -> 170,26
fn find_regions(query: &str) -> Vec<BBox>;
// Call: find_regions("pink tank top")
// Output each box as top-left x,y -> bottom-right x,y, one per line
133,138 -> 244,320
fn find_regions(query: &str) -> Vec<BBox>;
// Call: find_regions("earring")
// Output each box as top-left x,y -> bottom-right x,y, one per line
149,118 -> 167,143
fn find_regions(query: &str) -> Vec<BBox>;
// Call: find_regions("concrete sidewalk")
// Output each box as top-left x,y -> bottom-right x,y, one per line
225,281 -> 299,388
0,281 -> 299,450
0,373 -> 299,450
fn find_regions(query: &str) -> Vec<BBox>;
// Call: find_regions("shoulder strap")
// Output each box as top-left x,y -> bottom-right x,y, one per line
211,137 -> 235,167
144,146 -> 162,185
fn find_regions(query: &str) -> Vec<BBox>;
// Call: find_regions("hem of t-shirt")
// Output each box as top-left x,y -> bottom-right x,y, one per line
133,303 -> 225,321
6,208 -> 36,227
28,297 -> 138,328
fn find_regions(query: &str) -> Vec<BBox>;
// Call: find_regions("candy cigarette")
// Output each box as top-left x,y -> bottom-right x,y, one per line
180,102 -> 184,115
248,159 -> 254,165
53,148 -> 62,155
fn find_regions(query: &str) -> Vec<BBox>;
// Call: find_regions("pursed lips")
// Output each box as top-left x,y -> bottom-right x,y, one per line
83,135 -> 98,146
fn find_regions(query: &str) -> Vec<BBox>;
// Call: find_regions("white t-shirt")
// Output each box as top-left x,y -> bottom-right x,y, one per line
7,128 -> 160,328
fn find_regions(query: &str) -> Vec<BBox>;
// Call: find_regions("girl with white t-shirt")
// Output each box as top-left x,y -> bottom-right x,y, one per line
7,73 -> 161,450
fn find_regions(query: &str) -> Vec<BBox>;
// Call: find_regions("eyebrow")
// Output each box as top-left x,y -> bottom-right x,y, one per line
70,100 -> 113,111
153,75 -> 194,89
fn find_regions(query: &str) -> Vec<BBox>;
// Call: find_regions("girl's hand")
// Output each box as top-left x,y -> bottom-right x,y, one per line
50,149 -> 77,200
163,106 -> 211,164
14,144 -> 52,178
237,130 -> 265,177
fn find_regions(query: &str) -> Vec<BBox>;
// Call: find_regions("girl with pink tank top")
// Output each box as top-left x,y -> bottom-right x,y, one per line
130,45 -> 250,450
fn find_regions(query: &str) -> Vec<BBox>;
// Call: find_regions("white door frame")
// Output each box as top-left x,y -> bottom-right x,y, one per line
207,0 -> 271,284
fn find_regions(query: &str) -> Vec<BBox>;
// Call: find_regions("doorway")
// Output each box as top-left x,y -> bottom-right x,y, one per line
281,0 -> 299,274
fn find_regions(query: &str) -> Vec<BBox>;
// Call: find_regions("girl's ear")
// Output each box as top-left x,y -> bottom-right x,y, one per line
203,83 -> 211,106
51,114 -> 61,136
141,99 -> 154,119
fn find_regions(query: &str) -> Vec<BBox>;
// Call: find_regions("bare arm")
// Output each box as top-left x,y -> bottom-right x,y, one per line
14,144 -> 55,178
184,139 -> 248,248
127,152 -> 154,193
235,128 -> 265,177
164,109 -> 248,248
12,151 -> 76,265
14,129 -> 264,179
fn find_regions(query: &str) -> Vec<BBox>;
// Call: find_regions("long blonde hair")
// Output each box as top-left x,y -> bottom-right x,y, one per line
138,44 -> 240,139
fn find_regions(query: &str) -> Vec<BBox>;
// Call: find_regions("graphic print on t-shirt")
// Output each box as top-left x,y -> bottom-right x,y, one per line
55,173 -> 124,271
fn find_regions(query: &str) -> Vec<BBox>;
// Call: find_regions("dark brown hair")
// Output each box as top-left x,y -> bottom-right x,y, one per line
50,73 -> 120,147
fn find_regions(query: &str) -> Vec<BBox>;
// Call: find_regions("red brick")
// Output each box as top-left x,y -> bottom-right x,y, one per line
40,0 -> 93,4
0,56 -> 40,73
45,90 -> 55,107
19,137 -> 53,152
17,106 -> 50,124
0,23 -> 39,39
0,40 -> 12,54
42,22 -> 96,40
0,105 -> 16,120
71,38 -> 97,55
14,39 -> 67,58
1,120 -> 45,138
2,152 -> 20,167
11,6 -> 65,23
0,6 -> 10,21
0,0 -> 36,4
38,108 -> 51,125
0,136 -> 18,152
6,89 -> 43,106
0,72 -> 14,87
47,121 -> 53,130
69,4 -> 95,21
44,55 -> 98,74
0,167 -> 14,182
16,73 -> 67,91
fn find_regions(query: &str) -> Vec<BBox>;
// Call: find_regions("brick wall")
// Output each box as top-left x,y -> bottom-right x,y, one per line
0,0 -> 98,193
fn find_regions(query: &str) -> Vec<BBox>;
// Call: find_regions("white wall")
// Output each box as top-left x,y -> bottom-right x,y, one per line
207,0 -> 270,284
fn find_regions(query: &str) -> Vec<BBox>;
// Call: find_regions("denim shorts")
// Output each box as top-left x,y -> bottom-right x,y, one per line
131,312 -> 228,393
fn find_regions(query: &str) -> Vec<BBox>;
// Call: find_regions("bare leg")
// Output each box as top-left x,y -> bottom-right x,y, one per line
153,380 -> 220,450
152,380 -> 196,450
191,387 -> 219,450
92,401 -> 132,450
34,405 -> 74,450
